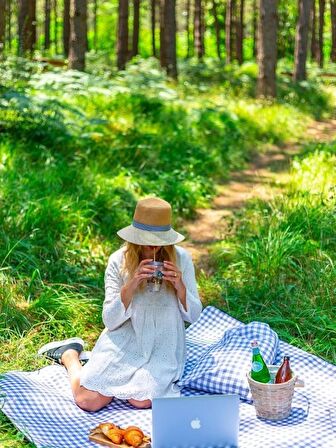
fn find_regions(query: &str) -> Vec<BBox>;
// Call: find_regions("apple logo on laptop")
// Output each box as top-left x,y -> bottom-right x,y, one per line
190,418 -> 201,430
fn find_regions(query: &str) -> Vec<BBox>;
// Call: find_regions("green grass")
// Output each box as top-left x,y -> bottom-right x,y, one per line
0,56 -> 335,446
204,142 -> 336,364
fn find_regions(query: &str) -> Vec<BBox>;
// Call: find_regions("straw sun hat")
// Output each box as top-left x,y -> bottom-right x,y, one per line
117,197 -> 185,246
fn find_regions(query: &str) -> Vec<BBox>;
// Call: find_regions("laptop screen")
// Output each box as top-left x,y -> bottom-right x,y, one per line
152,394 -> 240,448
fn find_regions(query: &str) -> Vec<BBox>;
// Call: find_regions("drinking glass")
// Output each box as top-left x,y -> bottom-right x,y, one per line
147,261 -> 164,292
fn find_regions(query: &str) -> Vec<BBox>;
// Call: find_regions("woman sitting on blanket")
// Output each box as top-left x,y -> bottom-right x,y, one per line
38,197 -> 202,412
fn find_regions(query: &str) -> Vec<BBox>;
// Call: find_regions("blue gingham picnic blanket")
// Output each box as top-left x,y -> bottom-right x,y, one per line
1,306 -> 336,448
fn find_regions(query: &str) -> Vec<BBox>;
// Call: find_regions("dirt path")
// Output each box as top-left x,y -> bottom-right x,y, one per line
180,119 -> 336,271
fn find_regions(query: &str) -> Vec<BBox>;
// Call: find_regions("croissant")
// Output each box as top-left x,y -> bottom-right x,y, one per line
123,427 -> 144,447
97,423 -> 125,444
124,426 -> 144,435
96,423 -> 117,434
91,423 -> 150,447
95,423 -> 116,435
105,428 -> 125,444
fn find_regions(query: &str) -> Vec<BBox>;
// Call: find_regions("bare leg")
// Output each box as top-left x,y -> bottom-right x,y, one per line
61,349 -> 113,412
128,398 -> 152,409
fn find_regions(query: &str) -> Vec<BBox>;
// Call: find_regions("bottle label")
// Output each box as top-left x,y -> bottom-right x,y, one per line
252,361 -> 263,372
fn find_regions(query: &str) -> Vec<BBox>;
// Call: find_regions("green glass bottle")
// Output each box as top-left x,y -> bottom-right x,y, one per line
250,340 -> 271,383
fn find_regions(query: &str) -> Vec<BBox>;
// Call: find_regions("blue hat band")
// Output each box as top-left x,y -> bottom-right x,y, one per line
132,220 -> 172,232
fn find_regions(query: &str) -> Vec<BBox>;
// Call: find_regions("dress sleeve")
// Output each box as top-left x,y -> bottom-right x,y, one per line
177,249 -> 203,323
102,251 -> 132,331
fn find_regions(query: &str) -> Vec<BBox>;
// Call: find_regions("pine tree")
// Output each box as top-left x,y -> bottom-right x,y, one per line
293,0 -> 312,81
257,0 -> 278,97
68,0 -> 87,70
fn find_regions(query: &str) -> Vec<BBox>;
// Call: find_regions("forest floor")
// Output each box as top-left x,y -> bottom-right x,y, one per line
181,118 -> 336,273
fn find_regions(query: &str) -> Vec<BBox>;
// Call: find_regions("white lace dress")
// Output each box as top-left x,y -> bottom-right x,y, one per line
80,245 -> 202,400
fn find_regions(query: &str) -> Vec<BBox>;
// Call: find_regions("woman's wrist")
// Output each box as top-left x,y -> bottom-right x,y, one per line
176,281 -> 185,295
121,282 -> 136,309
176,282 -> 187,310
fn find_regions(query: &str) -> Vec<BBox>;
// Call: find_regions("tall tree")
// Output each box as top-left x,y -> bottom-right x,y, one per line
186,0 -> 191,57
160,0 -> 177,78
225,0 -> 234,62
317,0 -> 325,67
30,0 -> 37,52
226,0 -> 237,62
252,0 -> 258,57
117,0 -> 129,69
63,0 -> 70,56
293,0 -> 312,81
194,0 -> 205,58
93,0 -> 98,51
212,0 -> 221,59
257,0 -> 278,97
18,0 -> 37,54
6,0 -> 13,50
0,0 -> 5,53
54,0 -> 58,53
44,0 -> 51,49
151,0 -> 156,56
131,0 -> 140,57
310,0 -> 318,59
236,0 -> 244,64
160,0 -> 165,64
330,0 -> 336,62
68,0 -> 87,70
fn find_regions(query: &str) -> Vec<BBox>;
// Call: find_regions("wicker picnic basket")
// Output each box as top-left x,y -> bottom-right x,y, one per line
247,365 -> 297,421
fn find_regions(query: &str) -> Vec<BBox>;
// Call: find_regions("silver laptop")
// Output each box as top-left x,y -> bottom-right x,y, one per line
152,394 -> 240,448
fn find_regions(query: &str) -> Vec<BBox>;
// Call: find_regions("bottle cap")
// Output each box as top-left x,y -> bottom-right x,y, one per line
284,356 -> 290,360
251,340 -> 258,347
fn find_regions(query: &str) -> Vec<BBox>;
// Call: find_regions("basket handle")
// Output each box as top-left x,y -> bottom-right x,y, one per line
294,377 -> 305,388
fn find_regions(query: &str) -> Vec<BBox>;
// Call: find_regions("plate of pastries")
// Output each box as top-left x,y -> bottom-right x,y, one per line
89,423 -> 151,447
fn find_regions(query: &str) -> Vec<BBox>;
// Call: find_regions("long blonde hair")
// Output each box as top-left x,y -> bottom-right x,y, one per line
122,243 -> 177,290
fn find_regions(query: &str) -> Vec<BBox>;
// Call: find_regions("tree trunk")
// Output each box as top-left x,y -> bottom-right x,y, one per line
160,0 -> 177,77
68,0 -> 87,70
186,0 -> 191,57
212,0 -> 221,59
85,0 -> 89,51
330,0 -> 336,62
151,0 -> 156,56
54,0 -> 58,53
194,0 -> 205,58
225,0 -> 232,62
93,0 -> 98,51
160,0 -> 165,65
44,0 -> 51,49
225,0 -> 235,62
63,0 -> 70,56
18,0 -> 27,54
7,0 -> 12,49
0,0 -> 5,53
293,0 -> 312,81
317,0 -> 325,67
257,0 -> 278,97
310,0 -> 317,59
252,0 -> 257,57
30,0 -> 37,51
236,0 -> 244,64
131,0 -> 140,57
18,0 -> 37,54
117,0 -> 129,70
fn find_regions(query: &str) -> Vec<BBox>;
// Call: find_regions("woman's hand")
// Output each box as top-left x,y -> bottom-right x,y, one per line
121,259 -> 155,308
163,261 -> 187,310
